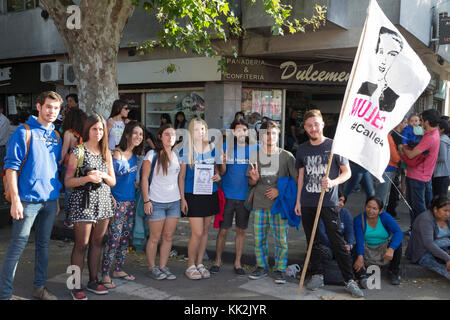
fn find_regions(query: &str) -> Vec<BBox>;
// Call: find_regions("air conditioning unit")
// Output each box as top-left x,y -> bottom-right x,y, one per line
40,62 -> 63,82
64,64 -> 77,86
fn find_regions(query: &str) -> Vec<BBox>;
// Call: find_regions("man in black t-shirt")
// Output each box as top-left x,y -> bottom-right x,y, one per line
294,109 -> 364,298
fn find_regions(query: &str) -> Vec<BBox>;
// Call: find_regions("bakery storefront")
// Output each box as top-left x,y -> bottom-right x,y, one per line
223,56 -> 352,146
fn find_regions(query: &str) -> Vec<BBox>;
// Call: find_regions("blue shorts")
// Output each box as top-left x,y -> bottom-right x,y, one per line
146,200 -> 181,222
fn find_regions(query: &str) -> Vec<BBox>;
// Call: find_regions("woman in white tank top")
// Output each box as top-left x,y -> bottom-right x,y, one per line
107,100 -> 130,150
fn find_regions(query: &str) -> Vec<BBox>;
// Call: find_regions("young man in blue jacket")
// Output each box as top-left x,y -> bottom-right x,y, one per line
0,91 -> 63,300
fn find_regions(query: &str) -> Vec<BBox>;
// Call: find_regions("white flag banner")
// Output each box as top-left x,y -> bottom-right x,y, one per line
332,0 -> 431,182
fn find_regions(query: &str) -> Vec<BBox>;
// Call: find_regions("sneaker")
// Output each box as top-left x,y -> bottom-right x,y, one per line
71,289 -> 88,301
274,271 -> 286,284
160,267 -> 176,280
197,264 -> 211,279
345,280 -> 364,298
390,272 -> 401,285
148,266 -> 167,280
248,267 -> 268,280
86,280 -> 109,295
32,286 -> 58,300
306,274 -> 324,291
63,219 -> 74,229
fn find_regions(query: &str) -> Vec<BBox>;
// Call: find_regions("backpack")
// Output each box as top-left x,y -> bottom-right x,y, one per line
3,125 -> 60,203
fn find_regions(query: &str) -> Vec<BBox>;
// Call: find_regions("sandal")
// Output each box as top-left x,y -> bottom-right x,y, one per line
197,264 -> 210,279
185,265 -> 201,280
112,272 -> 135,281
100,277 -> 116,289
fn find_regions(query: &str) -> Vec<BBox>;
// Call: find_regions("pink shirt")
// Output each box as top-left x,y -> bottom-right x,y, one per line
406,128 -> 440,182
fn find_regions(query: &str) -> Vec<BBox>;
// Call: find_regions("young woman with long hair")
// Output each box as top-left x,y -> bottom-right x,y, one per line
142,124 -> 181,280
107,100 -> 130,151
65,114 -> 116,300
101,121 -> 144,288
178,118 -> 221,280
60,108 -> 87,228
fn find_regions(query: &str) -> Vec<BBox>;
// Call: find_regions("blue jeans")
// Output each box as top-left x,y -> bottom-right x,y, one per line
406,177 -> 432,227
418,252 -> 450,280
343,162 -> 375,199
375,171 -> 396,210
0,200 -> 58,299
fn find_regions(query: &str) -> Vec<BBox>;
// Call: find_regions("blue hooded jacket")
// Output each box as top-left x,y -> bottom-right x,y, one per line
4,116 -> 62,202
271,177 -> 301,230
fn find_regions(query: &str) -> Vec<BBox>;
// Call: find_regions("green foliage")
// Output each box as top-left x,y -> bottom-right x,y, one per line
131,0 -> 326,60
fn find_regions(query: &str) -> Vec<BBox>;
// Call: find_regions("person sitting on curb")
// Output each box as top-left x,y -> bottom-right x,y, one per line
318,193 -> 354,262
406,195 -> 450,280
353,196 -> 403,287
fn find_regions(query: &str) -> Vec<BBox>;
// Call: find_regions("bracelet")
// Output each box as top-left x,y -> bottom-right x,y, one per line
144,200 -> 151,204
78,177 -> 84,186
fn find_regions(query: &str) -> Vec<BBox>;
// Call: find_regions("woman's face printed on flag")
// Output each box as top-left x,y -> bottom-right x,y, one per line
375,29 -> 403,78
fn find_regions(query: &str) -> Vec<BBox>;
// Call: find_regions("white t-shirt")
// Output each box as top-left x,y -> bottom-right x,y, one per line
144,150 -> 181,203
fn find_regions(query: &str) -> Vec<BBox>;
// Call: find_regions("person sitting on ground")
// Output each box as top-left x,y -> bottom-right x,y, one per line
317,193 -> 354,285
319,193 -> 354,259
353,196 -> 403,287
406,195 -> 450,280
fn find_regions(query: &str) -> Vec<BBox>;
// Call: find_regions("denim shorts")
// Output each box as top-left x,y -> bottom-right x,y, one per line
146,200 -> 181,222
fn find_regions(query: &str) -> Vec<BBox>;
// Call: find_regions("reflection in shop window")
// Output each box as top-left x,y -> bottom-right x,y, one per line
241,88 -> 282,121
7,0 -> 39,12
145,90 -> 205,133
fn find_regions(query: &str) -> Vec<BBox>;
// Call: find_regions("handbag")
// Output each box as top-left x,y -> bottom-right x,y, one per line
361,214 -> 390,267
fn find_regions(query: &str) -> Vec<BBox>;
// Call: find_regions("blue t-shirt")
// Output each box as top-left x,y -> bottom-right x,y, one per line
111,154 -> 138,201
180,146 -> 218,194
221,143 -> 258,200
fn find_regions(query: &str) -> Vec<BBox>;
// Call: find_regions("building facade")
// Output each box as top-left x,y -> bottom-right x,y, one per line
0,0 -> 448,143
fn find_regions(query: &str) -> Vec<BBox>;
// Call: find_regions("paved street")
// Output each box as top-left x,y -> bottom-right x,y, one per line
0,219 -> 448,301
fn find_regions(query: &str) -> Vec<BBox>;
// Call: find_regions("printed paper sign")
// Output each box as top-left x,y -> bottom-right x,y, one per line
193,164 -> 214,195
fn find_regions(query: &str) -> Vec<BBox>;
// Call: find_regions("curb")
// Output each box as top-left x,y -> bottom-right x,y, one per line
51,222 -> 442,282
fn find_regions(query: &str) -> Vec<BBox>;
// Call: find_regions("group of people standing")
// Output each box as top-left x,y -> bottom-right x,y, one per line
0,91 -> 448,301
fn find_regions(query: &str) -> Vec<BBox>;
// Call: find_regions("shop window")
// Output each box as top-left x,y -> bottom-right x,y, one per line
6,93 -> 35,118
7,0 -> 39,12
145,89 -> 205,133
241,88 -> 282,122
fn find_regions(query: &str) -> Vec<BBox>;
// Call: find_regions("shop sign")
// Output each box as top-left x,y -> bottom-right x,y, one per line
223,57 -> 352,85
439,15 -> 450,45
0,66 -> 12,87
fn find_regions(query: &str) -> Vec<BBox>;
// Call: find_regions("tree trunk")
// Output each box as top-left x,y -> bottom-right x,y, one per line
40,0 -> 134,119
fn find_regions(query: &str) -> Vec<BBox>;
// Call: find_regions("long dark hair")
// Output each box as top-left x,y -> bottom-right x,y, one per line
430,195 -> 449,211
108,100 -> 128,119
62,108 -> 87,135
160,113 -> 172,126
174,111 -> 187,129
117,121 -> 145,156
230,118 -> 249,146
155,124 -> 175,176
83,114 -> 111,163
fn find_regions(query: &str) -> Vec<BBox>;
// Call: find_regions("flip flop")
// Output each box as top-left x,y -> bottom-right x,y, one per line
100,279 -> 116,289
112,273 -> 135,281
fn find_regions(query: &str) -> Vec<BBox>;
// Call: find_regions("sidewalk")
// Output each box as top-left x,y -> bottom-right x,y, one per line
0,189 -> 441,280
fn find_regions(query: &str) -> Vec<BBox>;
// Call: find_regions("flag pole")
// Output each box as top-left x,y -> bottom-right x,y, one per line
297,2 -> 372,296
297,152 -> 334,295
